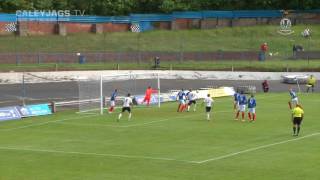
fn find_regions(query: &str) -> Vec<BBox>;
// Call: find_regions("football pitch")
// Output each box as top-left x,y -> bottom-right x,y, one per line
0,93 -> 319,180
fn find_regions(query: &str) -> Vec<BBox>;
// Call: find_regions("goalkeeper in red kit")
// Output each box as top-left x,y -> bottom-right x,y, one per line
142,86 -> 158,106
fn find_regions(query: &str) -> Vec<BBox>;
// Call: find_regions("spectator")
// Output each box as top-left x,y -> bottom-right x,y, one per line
262,80 -> 269,93
259,42 -> 268,61
292,45 -> 304,58
301,28 -> 311,38
154,56 -> 160,69
306,75 -> 316,93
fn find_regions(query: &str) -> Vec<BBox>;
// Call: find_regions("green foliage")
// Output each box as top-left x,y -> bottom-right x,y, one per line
0,0 -> 319,15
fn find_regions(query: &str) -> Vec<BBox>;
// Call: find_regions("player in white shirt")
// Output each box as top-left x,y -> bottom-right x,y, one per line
203,94 -> 214,120
186,89 -> 197,112
118,93 -> 133,121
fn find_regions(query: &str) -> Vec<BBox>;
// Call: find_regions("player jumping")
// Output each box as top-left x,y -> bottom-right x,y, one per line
203,94 -> 214,120
186,89 -> 197,112
108,89 -> 117,113
142,86 -> 158,106
247,94 -> 257,122
288,88 -> 298,109
177,89 -> 186,112
235,91 -> 247,122
118,93 -> 133,121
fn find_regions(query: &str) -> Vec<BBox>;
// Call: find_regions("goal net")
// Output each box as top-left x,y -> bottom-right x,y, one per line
78,72 -> 161,114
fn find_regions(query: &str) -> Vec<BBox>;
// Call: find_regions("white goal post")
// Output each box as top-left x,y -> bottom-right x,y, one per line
78,72 -> 161,115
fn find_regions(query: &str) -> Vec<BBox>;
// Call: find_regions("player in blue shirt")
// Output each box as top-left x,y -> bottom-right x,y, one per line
233,90 -> 240,112
235,91 -> 247,122
108,89 -> 117,113
247,94 -> 257,122
288,88 -> 299,109
177,89 -> 186,112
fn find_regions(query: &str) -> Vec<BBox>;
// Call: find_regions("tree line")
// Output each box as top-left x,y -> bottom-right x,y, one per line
0,0 -> 319,16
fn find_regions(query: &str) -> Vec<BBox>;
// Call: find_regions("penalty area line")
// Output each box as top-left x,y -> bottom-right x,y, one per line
195,132 -> 320,164
0,146 -> 198,164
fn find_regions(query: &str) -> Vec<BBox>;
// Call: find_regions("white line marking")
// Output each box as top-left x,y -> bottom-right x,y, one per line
0,146 -> 197,164
196,132 -> 320,164
0,114 -> 98,132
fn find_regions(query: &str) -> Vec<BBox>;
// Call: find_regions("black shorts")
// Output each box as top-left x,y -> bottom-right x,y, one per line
122,107 -> 131,113
293,117 -> 302,125
188,100 -> 196,105
206,106 -> 211,112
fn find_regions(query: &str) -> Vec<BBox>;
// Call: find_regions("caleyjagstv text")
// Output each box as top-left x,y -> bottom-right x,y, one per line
16,10 -> 85,17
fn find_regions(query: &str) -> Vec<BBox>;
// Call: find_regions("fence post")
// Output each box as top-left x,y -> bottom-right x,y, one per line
137,34 -> 141,64
51,101 -> 56,113
16,53 -> 20,65
37,52 -> 41,64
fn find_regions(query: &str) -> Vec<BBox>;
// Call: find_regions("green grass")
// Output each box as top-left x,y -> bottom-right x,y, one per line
1,25 -> 320,72
0,93 -> 319,179
0,25 -> 319,54
1,60 -> 320,72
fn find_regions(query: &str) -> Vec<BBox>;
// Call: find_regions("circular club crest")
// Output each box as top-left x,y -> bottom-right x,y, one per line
278,18 -> 294,35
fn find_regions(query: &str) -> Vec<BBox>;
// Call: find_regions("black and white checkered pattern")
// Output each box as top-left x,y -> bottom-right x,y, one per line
130,23 -> 140,33
5,22 -> 17,32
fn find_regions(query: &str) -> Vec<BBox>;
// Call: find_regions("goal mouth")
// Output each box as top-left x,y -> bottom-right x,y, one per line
78,72 -> 162,115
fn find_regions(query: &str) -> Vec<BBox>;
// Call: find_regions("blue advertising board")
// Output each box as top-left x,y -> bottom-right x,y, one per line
17,104 -> 52,117
0,107 -> 22,121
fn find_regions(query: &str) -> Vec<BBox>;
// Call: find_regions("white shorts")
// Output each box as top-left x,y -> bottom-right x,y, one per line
239,105 -> 246,112
179,100 -> 186,104
110,100 -> 115,107
291,97 -> 298,104
249,108 -> 255,114
234,101 -> 239,109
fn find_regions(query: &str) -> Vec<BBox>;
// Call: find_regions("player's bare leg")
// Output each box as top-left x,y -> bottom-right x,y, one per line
241,112 -> 245,122
117,113 -> 122,122
248,112 -> 252,121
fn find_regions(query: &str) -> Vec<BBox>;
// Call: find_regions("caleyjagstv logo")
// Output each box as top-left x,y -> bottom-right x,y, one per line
278,18 -> 294,35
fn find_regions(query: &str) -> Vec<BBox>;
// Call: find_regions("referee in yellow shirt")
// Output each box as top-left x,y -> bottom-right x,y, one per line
292,104 -> 304,136
306,75 -> 316,93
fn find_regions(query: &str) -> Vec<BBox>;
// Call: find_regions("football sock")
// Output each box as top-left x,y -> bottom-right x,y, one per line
288,102 -> 292,109
177,104 -> 181,112
293,127 -> 296,134
183,104 -> 187,111
241,112 -> 245,119
118,113 -> 122,120
248,113 -> 252,120
297,127 -> 300,135
236,112 -> 240,118
253,114 -> 256,121
128,113 -> 132,120
187,106 -> 190,112
207,113 -> 210,120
